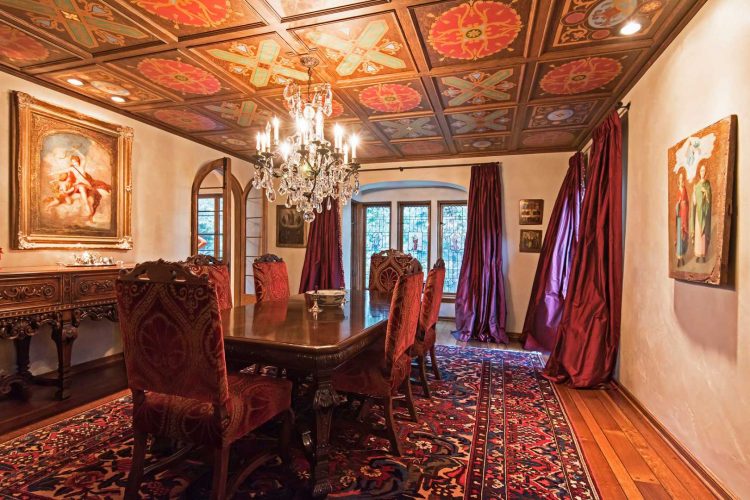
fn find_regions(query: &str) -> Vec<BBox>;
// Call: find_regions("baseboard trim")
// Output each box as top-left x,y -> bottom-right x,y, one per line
612,380 -> 737,500
35,353 -> 124,382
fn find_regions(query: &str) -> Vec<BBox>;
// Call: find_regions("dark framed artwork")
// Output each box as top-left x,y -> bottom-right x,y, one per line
519,199 -> 544,225
668,115 -> 736,285
276,205 -> 307,247
520,229 -> 542,253
11,91 -> 133,249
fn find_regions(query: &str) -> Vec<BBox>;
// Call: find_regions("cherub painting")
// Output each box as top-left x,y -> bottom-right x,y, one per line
668,116 -> 736,285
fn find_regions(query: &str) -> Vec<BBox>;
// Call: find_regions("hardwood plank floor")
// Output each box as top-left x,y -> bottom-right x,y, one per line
0,321 -> 721,499
435,321 -> 719,499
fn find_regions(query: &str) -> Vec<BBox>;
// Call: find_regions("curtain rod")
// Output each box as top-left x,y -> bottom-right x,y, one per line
579,101 -> 631,155
359,161 -> 500,173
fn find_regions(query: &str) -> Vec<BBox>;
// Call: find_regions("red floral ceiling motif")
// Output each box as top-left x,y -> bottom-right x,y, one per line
0,25 -> 48,63
358,83 -> 422,113
540,57 -> 622,95
428,1 -> 522,61
330,99 -> 344,118
137,58 -> 222,95
132,0 -> 230,28
152,108 -> 222,131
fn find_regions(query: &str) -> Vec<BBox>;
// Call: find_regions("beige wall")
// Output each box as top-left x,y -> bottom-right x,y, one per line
619,0 -> 749,496
269,153 -> 569,333
0,71 -> 253,375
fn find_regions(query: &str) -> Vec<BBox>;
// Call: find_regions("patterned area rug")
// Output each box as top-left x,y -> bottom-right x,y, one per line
0,346 -> 598,499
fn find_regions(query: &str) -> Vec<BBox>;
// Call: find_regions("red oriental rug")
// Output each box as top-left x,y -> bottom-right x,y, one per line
0,346 -> 598,499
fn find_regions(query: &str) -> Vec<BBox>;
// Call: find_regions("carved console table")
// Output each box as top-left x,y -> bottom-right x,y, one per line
0,265 -> 131,400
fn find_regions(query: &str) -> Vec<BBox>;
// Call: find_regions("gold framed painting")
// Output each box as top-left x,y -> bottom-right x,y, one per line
519,199 -> 544,225
520,229 -> 542,253
276,205 -> 307,248
11,92 -> 133,250
668,115 -> 736,285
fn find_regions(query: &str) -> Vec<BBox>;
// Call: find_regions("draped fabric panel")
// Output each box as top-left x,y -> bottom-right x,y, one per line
454,163 -> 507,343
544,111 -> 623,387
299,198 -> 345,293
521,153 -> 585,352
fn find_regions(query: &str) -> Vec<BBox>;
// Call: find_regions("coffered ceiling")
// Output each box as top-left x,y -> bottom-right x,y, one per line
0,0 -> 704,163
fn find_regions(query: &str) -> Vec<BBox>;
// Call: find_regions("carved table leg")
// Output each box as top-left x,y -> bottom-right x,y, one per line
51,324 -> 78,400
14,336 -> 32,380
311,371 -> 338,498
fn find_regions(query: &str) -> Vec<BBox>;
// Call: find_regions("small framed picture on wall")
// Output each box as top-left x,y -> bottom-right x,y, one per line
519,199 -> 544,225
276,205 -> 307,248
520,229 -> 543,253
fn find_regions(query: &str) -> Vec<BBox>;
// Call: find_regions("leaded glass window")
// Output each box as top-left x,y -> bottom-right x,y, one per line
197,194 -> 223,259
399,203 -> 430,273
364,204 -> 391,288
439,202 -> 467,293
244,187 -> 263,294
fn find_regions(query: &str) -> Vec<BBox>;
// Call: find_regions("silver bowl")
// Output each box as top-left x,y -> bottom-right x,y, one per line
305,289 -> 346,307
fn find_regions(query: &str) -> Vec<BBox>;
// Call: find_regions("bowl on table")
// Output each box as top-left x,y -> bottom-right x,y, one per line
305,289 -> 347,307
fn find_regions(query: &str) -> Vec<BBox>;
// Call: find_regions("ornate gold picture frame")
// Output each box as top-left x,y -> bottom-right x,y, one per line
11,91 -> 133,250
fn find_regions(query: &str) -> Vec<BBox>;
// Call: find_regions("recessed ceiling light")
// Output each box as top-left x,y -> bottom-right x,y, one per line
110,96 -> 126,103
66,78 -> 84,86
620,20 -> 642,36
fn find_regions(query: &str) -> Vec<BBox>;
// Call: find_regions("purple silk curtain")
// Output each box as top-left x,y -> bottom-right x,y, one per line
299,199 -> 345,293
454,163 -> 507,343
521,153 -> 585,352
544,111 -> 623,388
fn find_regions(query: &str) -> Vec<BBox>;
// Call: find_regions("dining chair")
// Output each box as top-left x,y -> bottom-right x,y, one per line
368,249 -> 420,293
253,254 -> 290,302
410,259 -> 446,399
332,263 -> 424,456
184,254 -> 233,310
115,260 -> 293,500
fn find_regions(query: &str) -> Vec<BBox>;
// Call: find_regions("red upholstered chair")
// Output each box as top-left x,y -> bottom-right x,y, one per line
410,259 -> 446,398
115,260 -> 292,500
184,254 -> 233,310
253,254 -> 290,302
369,249 -> 420,293
333,264 -> 424,456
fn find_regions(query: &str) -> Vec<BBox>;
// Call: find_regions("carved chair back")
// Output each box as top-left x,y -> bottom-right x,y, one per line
418,259 -> 446,351
184,254 -> 233,310
253,254 -> 290,302
369,249 -> 421,293
115,260 -> 229,409
384,265 -> 424,374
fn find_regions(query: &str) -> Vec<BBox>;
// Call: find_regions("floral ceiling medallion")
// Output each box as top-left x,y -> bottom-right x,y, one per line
440,68 -> 517,107
540,56 -> 622,95
137,58 -> 222,95
132,0 -> 231,28
358,83 -> 422,114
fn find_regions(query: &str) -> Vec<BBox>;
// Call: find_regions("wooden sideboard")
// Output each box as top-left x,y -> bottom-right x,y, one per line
0,265 -> 131,400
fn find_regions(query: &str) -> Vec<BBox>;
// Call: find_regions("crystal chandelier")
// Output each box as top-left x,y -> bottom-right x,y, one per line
250,54 -> 360,222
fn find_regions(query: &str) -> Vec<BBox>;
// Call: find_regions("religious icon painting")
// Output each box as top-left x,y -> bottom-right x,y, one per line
349,80 -> 430,116
11,92 -> 133,249
527,101 -> 599,129
193,34 -> 309,90
0,0 -> 159,53
531,52 -> 639,100
519,199 -> 544,225
0,21 -> 79,68
520,229 -> 542,253
44,66 -> 170,106
411,0 -> 533,68
138,106 -> 229,133
435,66 -> 521,108
292,13 -> 414,79
668,115 -> 736,286
125,0 -> 263,38
550,0 -> 675,50
276,206 -> 307,248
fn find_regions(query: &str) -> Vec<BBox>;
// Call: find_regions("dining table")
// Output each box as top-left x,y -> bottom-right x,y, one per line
221,289 -> 392,497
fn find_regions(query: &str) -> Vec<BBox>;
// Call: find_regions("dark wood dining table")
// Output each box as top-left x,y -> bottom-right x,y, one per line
221,289 -> 391,497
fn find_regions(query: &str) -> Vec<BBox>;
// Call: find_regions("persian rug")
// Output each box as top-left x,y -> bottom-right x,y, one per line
0,346 -> 598,499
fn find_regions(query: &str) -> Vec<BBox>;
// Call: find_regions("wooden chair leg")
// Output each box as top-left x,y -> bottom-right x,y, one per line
125,429 -> 147,499
211,445 -> 230,500
280,409 -> 294,464
418,355 -> 431,399
402,377 -> 418,422
383,396 -> 402,457
429,346 -> 442,380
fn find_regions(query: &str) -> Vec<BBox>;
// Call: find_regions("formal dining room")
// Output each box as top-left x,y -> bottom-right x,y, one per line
0,0 -> 747,498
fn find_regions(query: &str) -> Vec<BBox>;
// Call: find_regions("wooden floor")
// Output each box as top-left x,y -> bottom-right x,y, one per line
435,322 -> 719,499
0,321 -> 719,499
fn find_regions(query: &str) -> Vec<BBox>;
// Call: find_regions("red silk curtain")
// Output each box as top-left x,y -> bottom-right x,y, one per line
298,199 -> 345,293
522,153 -> 585,352
454,163 -> 507,343
544,111 -> 623,387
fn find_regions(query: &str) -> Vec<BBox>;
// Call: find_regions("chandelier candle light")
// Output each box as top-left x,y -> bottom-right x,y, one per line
250,54 -> 361,222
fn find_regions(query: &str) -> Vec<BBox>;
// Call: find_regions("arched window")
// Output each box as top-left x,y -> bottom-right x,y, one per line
241,181 -> 266,303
